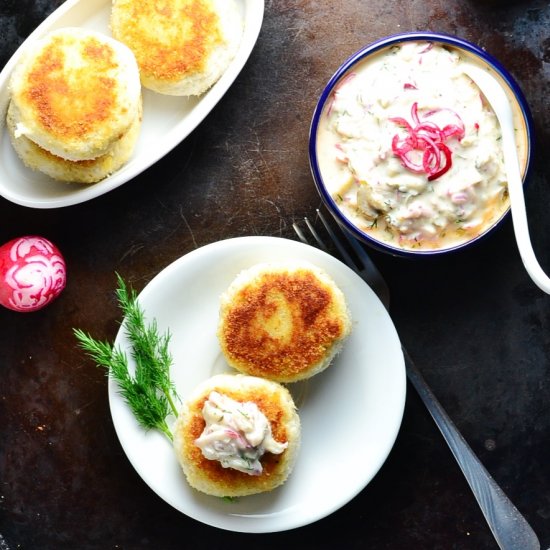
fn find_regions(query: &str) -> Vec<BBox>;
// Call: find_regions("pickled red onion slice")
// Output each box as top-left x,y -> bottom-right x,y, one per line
390,102 -> 464,181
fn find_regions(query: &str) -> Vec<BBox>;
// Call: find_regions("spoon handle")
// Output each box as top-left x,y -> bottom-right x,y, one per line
503,126 -> 550,294
463,62 -> 550,294
403,348 -> 540,550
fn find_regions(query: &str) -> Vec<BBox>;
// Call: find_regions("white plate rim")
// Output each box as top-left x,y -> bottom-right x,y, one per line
108,236 -> 407,533
0,0 -> 264,209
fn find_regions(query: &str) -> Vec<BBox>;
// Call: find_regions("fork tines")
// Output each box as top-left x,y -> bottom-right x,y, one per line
292,208 -> 390,307
293,209 -> 359,271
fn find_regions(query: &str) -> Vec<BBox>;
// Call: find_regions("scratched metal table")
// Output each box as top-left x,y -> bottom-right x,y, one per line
1,1 -> 550,548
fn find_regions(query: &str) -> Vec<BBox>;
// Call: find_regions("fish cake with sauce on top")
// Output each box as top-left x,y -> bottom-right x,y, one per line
217,261 -> 352,383
110,0 -> 244,96
173,374 -> 300,497
8,27 -> 142,162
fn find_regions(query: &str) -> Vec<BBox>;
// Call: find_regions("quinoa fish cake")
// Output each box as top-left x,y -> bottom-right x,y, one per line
6,98 -> 142,184
173,374 -> 301,497
8,27 -> 141,162
217,261 -> 352,383
110,0 -> 244,96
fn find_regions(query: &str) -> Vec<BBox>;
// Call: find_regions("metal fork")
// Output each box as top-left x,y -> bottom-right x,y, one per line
293,209 -> 540,550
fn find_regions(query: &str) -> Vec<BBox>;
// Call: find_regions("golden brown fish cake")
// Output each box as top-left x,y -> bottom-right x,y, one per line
110,0 -> 243,96
6,98 -> 142,184
173,374 -> 300,497
217,261 -> 352,383
9,27 -> 141,161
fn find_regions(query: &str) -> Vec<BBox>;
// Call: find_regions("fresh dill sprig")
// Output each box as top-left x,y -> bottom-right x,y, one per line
73,273 -> 179,441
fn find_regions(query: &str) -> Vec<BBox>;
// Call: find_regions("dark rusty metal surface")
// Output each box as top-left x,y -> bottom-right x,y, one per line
1,1 -> 549,548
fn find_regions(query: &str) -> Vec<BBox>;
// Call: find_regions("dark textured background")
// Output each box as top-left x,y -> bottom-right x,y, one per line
1,1 -> 549,548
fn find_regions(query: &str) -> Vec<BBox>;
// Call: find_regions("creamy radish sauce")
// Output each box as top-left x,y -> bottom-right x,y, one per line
316,41 -> 527,251
195,391 -> 287,475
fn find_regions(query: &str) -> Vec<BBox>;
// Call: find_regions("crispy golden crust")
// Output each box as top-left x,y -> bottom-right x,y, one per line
7,98 -> 142,184
218,262 -> 352,383
110,0 -> 243,95
113,0 -> 220,80
173,374 -> 300,497
22,35 -> 118,139
9,28 -> 141,161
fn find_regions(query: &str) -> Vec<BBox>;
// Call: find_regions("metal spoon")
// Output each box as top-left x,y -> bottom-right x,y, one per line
462,62 -> 550,294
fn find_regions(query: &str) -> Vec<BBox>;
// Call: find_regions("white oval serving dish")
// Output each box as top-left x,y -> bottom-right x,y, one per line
0,0 -> 264,209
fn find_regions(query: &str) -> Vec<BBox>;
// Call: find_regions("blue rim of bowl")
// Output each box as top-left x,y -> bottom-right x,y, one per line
308,31 -> 536,257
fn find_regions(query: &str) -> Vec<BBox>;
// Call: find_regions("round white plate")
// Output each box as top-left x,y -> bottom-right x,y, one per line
0,0 -> 264,209
109,236 -> 406,533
